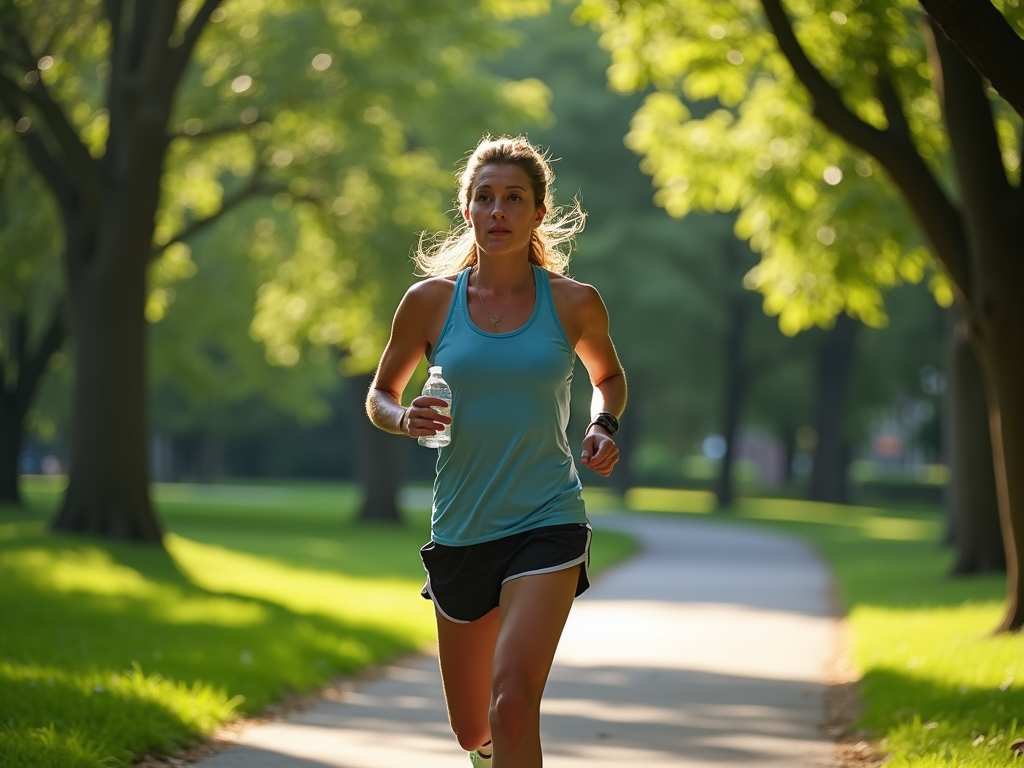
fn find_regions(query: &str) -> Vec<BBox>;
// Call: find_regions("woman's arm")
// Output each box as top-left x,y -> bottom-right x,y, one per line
572,284 -> 626,477
366,281 -> 452,438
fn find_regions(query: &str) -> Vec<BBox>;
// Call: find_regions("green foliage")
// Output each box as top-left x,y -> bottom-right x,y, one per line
2,0 -> 556,438
570,0 -> 1022,334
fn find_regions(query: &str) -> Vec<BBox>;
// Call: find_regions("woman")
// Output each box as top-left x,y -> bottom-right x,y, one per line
366,135 -> 626,768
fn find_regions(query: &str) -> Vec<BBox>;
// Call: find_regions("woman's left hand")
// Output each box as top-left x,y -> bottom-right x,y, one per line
581,429 -> 618,477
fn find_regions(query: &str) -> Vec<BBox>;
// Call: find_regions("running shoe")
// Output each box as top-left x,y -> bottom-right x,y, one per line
469,743 -> 492,766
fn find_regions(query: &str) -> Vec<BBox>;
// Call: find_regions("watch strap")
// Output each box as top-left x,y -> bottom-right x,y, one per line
588,411 -> 619,437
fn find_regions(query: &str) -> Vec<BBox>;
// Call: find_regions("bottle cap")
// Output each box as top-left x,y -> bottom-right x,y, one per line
428,365 -> 442,375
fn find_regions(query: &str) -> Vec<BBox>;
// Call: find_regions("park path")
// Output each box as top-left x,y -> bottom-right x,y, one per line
194,514 -> 839,767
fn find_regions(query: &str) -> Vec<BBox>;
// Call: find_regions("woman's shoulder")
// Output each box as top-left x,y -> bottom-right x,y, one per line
545,270 -> 604,309
403,273 -> 459,307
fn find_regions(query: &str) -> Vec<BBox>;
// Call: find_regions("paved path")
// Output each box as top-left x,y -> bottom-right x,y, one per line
195,514 -> 838,767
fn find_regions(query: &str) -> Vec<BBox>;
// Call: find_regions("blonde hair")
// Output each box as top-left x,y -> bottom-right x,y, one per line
414,135 -> 586,277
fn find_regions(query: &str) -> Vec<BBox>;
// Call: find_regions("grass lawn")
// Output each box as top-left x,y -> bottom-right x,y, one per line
0,477 -> 638,768
616,486 -> 1024,768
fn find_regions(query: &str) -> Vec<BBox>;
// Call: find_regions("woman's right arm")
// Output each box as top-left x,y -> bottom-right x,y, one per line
365,282 -> 451,438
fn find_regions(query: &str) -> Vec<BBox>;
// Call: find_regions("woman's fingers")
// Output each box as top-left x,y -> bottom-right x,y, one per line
582,435 -> 618,476
406,403 -> 452,437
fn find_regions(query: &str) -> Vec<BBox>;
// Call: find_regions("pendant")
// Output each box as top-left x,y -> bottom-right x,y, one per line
490,316 -> 501,327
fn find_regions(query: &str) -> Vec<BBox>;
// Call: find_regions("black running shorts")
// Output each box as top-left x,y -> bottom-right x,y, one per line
420,523 -> 592,623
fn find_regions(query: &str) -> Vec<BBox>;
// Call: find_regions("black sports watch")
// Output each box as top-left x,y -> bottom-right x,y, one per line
587,411 -> 619,437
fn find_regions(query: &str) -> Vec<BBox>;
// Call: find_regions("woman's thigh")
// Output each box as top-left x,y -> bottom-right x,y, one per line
493,566 -> 581,698
435,606 -> 501,744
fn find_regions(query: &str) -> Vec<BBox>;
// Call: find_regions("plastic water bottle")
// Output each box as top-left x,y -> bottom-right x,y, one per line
418,366 -> 451,448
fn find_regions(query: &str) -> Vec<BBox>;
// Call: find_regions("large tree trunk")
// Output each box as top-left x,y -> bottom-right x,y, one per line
947,314 -> 1004,575
808,313 -> 859,504
354,373 -> 403,524
986,334 -> 1024,631
52,208 -> 163,542
931,27 -> 1024,631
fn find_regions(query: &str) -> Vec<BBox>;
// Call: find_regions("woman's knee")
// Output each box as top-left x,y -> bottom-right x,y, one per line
489,680 -> 541,740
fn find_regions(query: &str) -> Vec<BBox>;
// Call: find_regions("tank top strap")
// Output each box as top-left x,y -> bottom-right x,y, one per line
430,268 -> 471,366
535,265 -> 572,349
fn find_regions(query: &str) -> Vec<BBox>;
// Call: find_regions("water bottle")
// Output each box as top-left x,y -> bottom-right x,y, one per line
418,366 -> 451,448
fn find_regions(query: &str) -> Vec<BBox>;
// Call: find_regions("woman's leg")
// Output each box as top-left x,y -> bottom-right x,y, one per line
435,606 -> 501,752
489,566 -> 580,768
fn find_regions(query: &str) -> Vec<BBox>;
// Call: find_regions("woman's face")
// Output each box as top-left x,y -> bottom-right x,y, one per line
464,163 -> 545,258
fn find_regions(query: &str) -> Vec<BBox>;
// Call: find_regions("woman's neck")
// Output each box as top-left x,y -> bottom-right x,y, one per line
472,257 -> 534,293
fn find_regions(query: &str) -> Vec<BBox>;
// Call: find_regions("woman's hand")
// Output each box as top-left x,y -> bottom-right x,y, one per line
581,427 -> 618,476
402,395 -> 452,438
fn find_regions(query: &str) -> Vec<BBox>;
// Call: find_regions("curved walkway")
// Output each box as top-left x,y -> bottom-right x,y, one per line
195,514 -> 839,767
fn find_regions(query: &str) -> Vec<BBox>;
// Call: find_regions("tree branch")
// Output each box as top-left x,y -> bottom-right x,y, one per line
151,165 -> 267,257
919,0 -> 1024,121
167,117 -> 262,142
759,0 -> 972,297
0,79 -> 78,216
15,299 -> 68,413
0,24 -> 102,201
165,0 -> 224,92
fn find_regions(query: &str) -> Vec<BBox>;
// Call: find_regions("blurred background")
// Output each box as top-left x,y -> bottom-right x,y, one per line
0,0 -> 1013,561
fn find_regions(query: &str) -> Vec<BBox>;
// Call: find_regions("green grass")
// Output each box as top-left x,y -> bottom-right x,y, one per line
612,486 -> 1024,767
0,478 -> 638,768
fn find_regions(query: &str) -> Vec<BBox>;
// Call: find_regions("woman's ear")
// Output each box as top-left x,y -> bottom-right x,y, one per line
534,205 -> 547,226
463,206 -> 471,225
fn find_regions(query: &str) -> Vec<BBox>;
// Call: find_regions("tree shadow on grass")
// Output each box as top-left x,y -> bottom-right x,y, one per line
856,667 -> 1024,732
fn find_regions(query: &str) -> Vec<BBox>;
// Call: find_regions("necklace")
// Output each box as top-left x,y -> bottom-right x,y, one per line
474,267 -> 533,329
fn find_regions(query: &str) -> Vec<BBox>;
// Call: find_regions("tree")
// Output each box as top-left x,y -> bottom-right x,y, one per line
577,0 -> 1024,631
0,123 -> 67,506
917,0 -> 1024,120
0,0 -> 551,539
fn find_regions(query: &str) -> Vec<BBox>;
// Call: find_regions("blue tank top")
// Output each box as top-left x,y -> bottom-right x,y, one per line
428,264 -> 587,546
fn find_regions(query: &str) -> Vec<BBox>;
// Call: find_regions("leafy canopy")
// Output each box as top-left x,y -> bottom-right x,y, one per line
575,0 -> 1021,335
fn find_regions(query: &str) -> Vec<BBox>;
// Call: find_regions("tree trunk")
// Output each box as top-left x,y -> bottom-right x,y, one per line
947,314 -> 1004,575
52,218 -> 161,542
930,26 -> 1024,630
780,425 -> 796,487
0,392 -> 27,507
0,306 -> 68,507
354,373 -> 403,524
715,292 -> 752,509
808,314 -> 859,504
51,124 -> 168,543
987,335 -> 1024,631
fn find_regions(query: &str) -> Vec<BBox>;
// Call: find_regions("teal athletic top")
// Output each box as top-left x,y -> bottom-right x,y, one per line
428,264 -> 588,546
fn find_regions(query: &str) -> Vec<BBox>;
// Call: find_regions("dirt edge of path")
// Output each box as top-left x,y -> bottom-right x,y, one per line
824,618 -> 888,768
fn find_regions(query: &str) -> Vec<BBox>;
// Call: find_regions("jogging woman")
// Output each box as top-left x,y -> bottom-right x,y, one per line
366,135 -> 626,768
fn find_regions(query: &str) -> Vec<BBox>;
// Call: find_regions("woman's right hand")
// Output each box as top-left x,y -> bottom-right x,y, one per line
402,396 -> 452,438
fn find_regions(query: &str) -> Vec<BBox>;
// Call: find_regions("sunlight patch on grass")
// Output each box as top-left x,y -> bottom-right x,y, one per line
624,486 -> 716,514
166,534 -> 435,639
736,497 -> 940,542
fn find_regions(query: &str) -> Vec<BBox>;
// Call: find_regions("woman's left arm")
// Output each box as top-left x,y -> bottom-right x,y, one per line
573,284 -> 626,477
